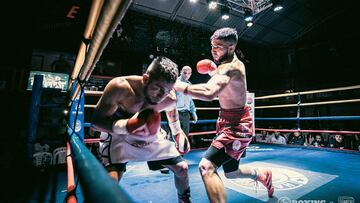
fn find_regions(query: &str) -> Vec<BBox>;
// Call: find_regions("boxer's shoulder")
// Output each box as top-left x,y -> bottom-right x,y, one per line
106,77 -> 129,91
217,61 -> 243,76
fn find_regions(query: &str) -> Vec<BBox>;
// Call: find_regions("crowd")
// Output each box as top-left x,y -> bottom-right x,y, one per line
254,129 -> 359,150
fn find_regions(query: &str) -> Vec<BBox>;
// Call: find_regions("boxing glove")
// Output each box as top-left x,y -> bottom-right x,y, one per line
197,59 -> 217,75
112,109 -> 161,136
169,120 -> 191,154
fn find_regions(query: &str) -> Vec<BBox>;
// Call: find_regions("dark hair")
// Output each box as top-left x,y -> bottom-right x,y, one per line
146,56 -> 178,84
211,27 -> 238,44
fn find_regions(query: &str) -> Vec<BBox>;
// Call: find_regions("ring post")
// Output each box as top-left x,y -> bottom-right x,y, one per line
67,82 -> 134,202
296,92 -> 301,130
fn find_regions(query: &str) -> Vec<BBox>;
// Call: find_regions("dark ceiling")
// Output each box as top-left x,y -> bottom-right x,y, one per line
3,0 -> 359,91
130,0 -> 357,46
8,0 -> 356,54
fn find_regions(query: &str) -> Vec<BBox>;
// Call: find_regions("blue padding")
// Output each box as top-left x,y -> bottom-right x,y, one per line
68,133 -> 134,202
256,116 -> 360,121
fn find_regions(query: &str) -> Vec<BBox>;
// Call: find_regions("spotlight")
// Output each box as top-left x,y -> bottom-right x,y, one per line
207,0 -> 217,10
244,8 -> 253,22
221,6 -> 230,20
246,21 -> 253,27
272,0 -> 283,11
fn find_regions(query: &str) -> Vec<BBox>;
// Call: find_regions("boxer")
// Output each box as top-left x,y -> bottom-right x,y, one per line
175,28 -> 274,202
91,56 -> 191,203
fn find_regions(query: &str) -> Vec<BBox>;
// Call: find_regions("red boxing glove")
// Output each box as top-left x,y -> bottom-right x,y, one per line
113,109 -> 161,136
197,59 -> 217,75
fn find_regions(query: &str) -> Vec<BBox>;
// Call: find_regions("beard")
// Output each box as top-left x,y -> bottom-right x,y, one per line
144,85 -> 158,105
214,50 -> 231,65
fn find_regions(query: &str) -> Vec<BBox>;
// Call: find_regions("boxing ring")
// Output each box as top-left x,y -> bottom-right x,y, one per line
25,0 -> 360,202
70,80 -> 360,203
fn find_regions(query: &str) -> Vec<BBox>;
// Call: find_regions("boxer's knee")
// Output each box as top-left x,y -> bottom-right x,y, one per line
198,158 -> 216,177
173,161 -> 189,177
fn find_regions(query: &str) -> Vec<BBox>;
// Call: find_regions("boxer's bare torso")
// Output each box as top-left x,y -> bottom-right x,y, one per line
91,76 -> 176,133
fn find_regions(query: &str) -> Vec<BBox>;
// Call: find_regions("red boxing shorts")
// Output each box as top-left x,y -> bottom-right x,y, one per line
211,106 -> 254,160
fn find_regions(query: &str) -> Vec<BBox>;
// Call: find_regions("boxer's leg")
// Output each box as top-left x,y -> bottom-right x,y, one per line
165,160 -> 190,202
199,146 -> 232,203
105,163 -> 127,182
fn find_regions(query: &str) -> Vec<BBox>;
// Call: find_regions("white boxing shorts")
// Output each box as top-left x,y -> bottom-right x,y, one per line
99,129 -> 180,166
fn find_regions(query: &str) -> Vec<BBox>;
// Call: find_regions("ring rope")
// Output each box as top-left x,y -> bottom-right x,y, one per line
255,84 -> 360,100
255,98 -> 360,109
256,128 -> 360,135
256,116 -> 360,120
84,85 -> 360,99
85,90 -> 103,96
83,127 -> 360,144
195,107 -> 220,110
85,104 -> 97,108
85,99 -> 360,110
83,130 -> 218,144
84,91 -> 360,109
83,114 -> 360,128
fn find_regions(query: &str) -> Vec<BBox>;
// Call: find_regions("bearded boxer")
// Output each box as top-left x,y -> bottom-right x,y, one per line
91,56 -> 191,203
175,28 -> 274,202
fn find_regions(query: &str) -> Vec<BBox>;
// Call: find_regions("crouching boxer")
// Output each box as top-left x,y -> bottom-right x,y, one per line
175,27 -> 273,203
91,56 -> 191,203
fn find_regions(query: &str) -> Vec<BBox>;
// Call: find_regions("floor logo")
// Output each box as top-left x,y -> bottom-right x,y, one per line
338,196 -> 355,203
228,167 -> 309,191
277,196 -> 292,203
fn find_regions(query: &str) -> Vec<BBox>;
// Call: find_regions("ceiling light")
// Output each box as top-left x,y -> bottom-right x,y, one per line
209,2 -> 217,10
222,14 -> 230,20
246,21 -> 253,27
272,0 -> 283,11
273,5 -> 283,11
244,8 -> 253,22
221,6 -> 230,20
189,0 -> 198,3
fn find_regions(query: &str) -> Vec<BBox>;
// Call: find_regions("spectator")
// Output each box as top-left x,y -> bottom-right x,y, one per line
267,131 -> 287,145
255,130 -> 269,143
176,65 -> 198,146
328,134 -> 349,149
354,134 -> 360,151
288,131 -> 305,146
309,134 -> 326,147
